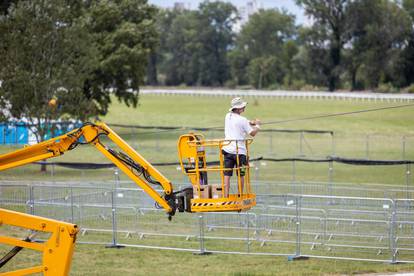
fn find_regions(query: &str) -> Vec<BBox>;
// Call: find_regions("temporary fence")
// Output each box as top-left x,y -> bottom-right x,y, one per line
1,182 -> 413,263
22,155 -> 414,197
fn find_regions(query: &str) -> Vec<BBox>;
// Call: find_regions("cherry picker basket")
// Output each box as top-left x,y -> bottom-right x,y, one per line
177,133 -> 256,212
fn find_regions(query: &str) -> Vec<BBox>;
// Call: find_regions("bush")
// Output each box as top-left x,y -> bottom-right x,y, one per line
267,83 -> 282,90
224,80 -> 237,89
375,83 -> 399,93
285,79 -> 306,91
403,84 -> 414,94
300,84 -> 326,92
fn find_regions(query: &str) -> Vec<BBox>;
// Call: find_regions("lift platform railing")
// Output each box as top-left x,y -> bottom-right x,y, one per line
178,133 -> 255,212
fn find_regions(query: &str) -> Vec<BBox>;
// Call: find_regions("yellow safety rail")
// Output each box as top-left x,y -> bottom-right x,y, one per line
0,209 -> 78,276
177,133 -> 256,212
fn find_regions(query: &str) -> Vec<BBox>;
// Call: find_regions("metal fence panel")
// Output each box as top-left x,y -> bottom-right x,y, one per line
1,182 -> 414,263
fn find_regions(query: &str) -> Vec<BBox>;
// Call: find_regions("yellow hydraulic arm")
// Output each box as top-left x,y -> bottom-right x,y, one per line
0,122 -> 188,275
0,122 -> 178,215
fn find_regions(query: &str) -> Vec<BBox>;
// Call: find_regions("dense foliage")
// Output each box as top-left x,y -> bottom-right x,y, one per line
152,0 -> 414,92
0,0 -> 157,141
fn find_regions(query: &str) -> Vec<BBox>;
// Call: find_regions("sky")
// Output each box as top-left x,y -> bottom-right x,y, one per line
148,0 -> 307,24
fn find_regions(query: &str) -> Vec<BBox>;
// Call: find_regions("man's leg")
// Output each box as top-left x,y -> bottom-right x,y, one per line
223,151 -> 235,198
224,175 -> 231,197
239,154 -> 248,195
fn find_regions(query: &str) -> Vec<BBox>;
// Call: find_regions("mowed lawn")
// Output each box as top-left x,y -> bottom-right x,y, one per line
1,93 -> 414,275
1,94 -> 413,184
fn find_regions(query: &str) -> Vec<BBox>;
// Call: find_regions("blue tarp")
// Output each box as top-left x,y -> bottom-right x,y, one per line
0,122 -> 81,145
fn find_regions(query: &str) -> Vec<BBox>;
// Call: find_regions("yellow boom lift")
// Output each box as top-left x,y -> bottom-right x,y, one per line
0,122 -> 255,275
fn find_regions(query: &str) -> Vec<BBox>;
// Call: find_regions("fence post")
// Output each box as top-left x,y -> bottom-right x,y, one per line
390,200 -> 398,264
269,132 -> 273,154
402,136 -> 406,160
28,185 -> 34,215
331,133 -> 336,157
70,185 -> 74,223
246,212 -> 250,253
194,214 -> 210,255
106,189 -> 124,248
299,132 -> 304,157
406,164 -> 411,200
295,196 -> 301,257
289,195 -> 308,261
292,160 -> 296,183
328,161 -> 334,200
114,169 -> 120,189
51,163 -> 55,181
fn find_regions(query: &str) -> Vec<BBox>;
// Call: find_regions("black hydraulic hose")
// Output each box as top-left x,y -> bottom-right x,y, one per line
0,233 -> 37,268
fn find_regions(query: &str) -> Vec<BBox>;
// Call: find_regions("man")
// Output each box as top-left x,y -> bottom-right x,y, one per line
222,97 -> 260,197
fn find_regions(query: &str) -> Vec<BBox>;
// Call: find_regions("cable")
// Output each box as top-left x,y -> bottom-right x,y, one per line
261,103 -> 414,126
110,102 -> 414,134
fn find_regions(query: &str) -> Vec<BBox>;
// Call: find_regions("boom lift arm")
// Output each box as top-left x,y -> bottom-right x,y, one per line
0,122 -> 181,217
0,122 -> 189,275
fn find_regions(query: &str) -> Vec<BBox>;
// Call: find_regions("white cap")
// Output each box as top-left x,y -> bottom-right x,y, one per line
229,97 -> 247,111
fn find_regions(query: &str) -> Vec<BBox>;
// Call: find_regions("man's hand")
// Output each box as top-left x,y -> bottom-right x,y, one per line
249,119 -> 261,136
249,119 -> 261,126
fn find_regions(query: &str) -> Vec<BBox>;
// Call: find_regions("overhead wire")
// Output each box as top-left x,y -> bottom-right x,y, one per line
149,102 -> 414,133
260,102 -> 414,126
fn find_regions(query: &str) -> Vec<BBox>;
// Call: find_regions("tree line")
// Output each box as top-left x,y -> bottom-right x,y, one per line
1,0 -> 413,142
149,0 -> 414,92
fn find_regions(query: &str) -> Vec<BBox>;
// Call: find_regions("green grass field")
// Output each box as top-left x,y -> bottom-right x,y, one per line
1,94 -> 414,275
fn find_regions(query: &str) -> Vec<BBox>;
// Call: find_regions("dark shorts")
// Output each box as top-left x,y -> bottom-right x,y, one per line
222,150 -> 248,177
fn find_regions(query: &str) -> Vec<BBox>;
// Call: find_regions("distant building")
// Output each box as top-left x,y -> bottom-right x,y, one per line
173,1 -> 191,11
234,0 -> 262,32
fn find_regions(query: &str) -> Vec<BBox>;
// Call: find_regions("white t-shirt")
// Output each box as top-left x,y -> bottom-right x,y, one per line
222,112 -> 253,155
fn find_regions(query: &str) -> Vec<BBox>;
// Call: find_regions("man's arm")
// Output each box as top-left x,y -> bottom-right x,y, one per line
248,119 -> 261,137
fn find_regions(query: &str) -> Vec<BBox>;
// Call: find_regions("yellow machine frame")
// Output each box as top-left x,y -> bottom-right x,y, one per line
177,133 -> 256,212
0,122 -> 180,275
0,209 -> 78,276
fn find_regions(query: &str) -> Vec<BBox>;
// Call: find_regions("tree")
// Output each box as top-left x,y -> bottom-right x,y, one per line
0,0 -> 17,15
247,56 -> 282,88
0,0 -> 158,143
296,0 -> 350,91
231,9 -> 297,88
84,0 -> 158,114
398,0 -> 414,87
294,26 -> 331,88
228,48 -> 250,85
237,9 -> 296,59
0,0 -> 96,142
162,10 -> 200,85
196,1 -> 238,86
345,0 -> 412,89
